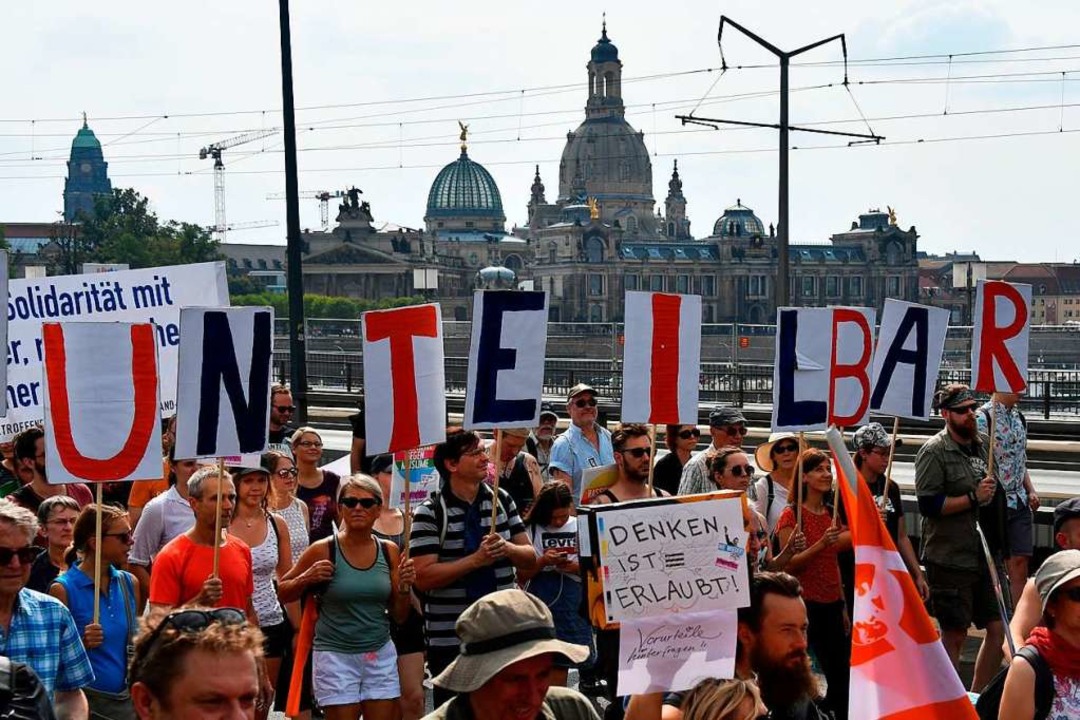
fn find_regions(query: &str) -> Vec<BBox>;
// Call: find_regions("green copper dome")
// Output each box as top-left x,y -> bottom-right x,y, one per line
72,119 -> 102,151
426,150 -> 505,218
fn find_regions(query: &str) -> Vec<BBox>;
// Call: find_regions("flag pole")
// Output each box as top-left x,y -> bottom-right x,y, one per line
881,416 -> 901,506
646,424 -> 657,497
978,522 -> 1016,656
92,484 -> 103,625
489,431 -> 503,534
795,431 -> 805,532
213,457 -> 225,577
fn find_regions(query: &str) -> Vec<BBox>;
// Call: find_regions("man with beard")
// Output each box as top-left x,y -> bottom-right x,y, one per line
267,384 -> 296,448
550,384 -> 614,501
915,383 -> 1004,692
9,427 -> 92,516
644,572 -> 827,720
526,404 -> 559,480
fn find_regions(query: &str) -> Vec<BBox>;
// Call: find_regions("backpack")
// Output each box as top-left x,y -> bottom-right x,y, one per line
975,645 -> 1054,720
0,656 -> 57,720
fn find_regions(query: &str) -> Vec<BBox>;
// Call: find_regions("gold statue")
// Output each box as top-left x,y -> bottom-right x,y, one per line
458,121 -> 469,153
887,205 -> 898,226
586,196 -> 600,221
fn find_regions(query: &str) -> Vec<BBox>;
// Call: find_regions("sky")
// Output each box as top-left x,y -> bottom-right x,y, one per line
3,0 -> 1080,262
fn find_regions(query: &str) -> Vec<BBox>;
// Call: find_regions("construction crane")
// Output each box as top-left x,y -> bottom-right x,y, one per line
199,129 -> 278,243
266,190 -> 346,230
204,220 -> 280,234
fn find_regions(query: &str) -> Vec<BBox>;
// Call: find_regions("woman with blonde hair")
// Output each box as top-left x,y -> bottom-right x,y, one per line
683,678 -> 766,720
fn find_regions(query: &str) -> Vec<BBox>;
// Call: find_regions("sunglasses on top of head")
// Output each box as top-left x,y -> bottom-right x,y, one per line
340,496 -> 382,510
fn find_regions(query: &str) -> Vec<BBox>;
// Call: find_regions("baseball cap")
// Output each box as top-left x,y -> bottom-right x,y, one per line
539,402 -> 559,421
567,383 -> 596,401
1035,549 -> 1080,612
709,406 -> 747,428
1054,497 -> 1080,535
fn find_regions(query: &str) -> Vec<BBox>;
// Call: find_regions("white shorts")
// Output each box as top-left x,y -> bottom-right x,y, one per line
312,640 -> 400,706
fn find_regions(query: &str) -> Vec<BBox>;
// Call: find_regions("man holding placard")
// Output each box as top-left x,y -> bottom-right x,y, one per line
550,384 -> 614,502
914,383 -> 1005,692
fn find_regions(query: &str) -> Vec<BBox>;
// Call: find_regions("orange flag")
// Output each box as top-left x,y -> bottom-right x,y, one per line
826,427 -> 977,720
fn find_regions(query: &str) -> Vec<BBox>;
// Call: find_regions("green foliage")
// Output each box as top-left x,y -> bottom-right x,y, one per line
59,188 -> 221,272
230,292 -> 426,318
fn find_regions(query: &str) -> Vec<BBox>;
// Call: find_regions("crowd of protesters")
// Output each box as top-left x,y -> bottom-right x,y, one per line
0,379 -> 1076,720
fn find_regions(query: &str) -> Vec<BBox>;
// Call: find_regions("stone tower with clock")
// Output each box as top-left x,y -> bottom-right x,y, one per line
63,115 -> 112,222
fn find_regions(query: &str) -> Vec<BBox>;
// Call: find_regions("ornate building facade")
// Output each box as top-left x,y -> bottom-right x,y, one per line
298,22 -> 920,323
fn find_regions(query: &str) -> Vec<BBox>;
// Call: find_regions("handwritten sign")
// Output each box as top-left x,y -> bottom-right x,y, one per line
595,494 -> 749,624
618,610 -> 737,695
388,445 -> 440,509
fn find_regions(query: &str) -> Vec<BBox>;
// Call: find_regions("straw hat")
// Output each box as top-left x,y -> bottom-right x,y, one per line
431,589 -> 590,692
754,432 -> 799,474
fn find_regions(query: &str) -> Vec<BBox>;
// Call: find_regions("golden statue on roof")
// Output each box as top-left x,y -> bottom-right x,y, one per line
458,121 -> 469,153
587,196 -> 600,221
887,205 -> 898,226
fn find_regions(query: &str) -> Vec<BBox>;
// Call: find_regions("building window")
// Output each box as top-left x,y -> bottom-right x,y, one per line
825,275 -> 840,298
650,275 -> 664,292
465,221 -> 474,228
625,275 -> 640,292
676,275 -> 690,294
589,304 -> 604,322
886,276 -> 902,297
748,275 -> 767,298
702,275 -> 716,297
588,274 -> 604,297
801,276 -> 816,297
585,237 -> 605,263
848,276 -> 863,297
548,243 -> 557,264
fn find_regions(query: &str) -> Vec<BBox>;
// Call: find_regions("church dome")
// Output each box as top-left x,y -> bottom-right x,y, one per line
591,24 -> 619,63
72,120 -> 102,151
426,150 -> 505,219
713,200 -> 765,238
558,121 -> 652,203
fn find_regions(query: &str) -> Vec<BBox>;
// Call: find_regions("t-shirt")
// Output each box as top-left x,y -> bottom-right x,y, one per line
776,505 -> 844,604
752,473 -> 791,535
129,486 -> 196,566
0,465 -> 21,498
527,517 -> 580,582
865,472 -> 904,543
10,483 -> 93,515
127,460 -> 170,510
347,410 -> 372,474
652,451 -> 687,497
268,425 -> 296,445
297,470 -> 341,543
149,534 -> 254,610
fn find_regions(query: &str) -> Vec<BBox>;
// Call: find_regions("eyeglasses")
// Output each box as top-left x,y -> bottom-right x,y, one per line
774,442 -> 799,454
340,496 -> 381,510
1058,586 -> 1080,603
275,467 -> 298,478
678,428 -> 701,440
724,426 -> 749,437
573,397 -> 598,408
46,517 -> 77,527
144,608 -> 247,650
618,447 -> 652,459
104,531 -> 134,543
296,440 -> 323,449
0,546 -> 42,566
274,405 -> 296,413
728,464 -> 755,477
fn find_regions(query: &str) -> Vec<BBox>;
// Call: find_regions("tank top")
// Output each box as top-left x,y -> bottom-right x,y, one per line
313,536 -> 392,653
297,470 -> 340,542
276,497 -> 309,565
373,510 -> 405,549
250,516 -> 285,628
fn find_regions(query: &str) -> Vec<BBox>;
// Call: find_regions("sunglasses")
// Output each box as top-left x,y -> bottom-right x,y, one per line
619,447 -> 652,459
573,398 -> 598,408
948,405 -> 976,415
104,531 -> 134,543
0,546 -> 42,566
678,428 -> 701,440
296,440 -> 323,449
274,405 -> 296,413
340,496 -> 382,510
145,608 -> 247,649
1058,586 -> 1080,603
728,464 -> 755,477
724,426 -> 749,437
774,442 -> 799,454
275,467 -> 299,478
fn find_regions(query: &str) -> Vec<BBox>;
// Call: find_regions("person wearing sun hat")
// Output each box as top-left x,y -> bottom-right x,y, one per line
424,588 -> 597,720
998,549 -> 1080,718
751,431 -> 800,534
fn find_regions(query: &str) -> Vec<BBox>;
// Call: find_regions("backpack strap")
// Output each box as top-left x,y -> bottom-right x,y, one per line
1016,646 -> 1055,720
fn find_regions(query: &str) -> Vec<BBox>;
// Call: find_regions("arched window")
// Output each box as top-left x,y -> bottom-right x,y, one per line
585,237 -> 605,264
885,242 -> 901,265
548,242 -> 558,264
504,254 -> 523,271
668,222 -> 675,237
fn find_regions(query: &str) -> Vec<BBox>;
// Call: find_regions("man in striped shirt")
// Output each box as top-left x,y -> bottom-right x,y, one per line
411,430 -> 537,708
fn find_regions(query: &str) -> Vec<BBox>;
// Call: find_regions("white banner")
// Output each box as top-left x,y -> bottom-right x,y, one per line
595,494 -> 749,624
771,308 -> 832,432
42,322 -> 163,484
0,262 -> 228,440
174,307 -> 274,459
618,609 -> 738,695
972,280 -> 1032,393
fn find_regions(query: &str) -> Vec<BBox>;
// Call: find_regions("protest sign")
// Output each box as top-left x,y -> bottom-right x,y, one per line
362,303 -> 446,455
621,292 -> 702,425
1,261 -> 228,440
830,307 -> 877,427
971,280 -> 1031,393
772,308 -> 831,431
463,290 -> 548,430
870,300 -> 950,420
173,307 -> 274,459
617,609 -> 738,695
0,252 -> 8,418
594,492 -> 749,624
42,322 -> 163,484
388,445 -> 441,509
580,464 -> 618,506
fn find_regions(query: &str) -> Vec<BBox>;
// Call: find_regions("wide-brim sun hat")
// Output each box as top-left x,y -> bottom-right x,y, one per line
431,589 -> 590,693
755,432 -> 799,474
